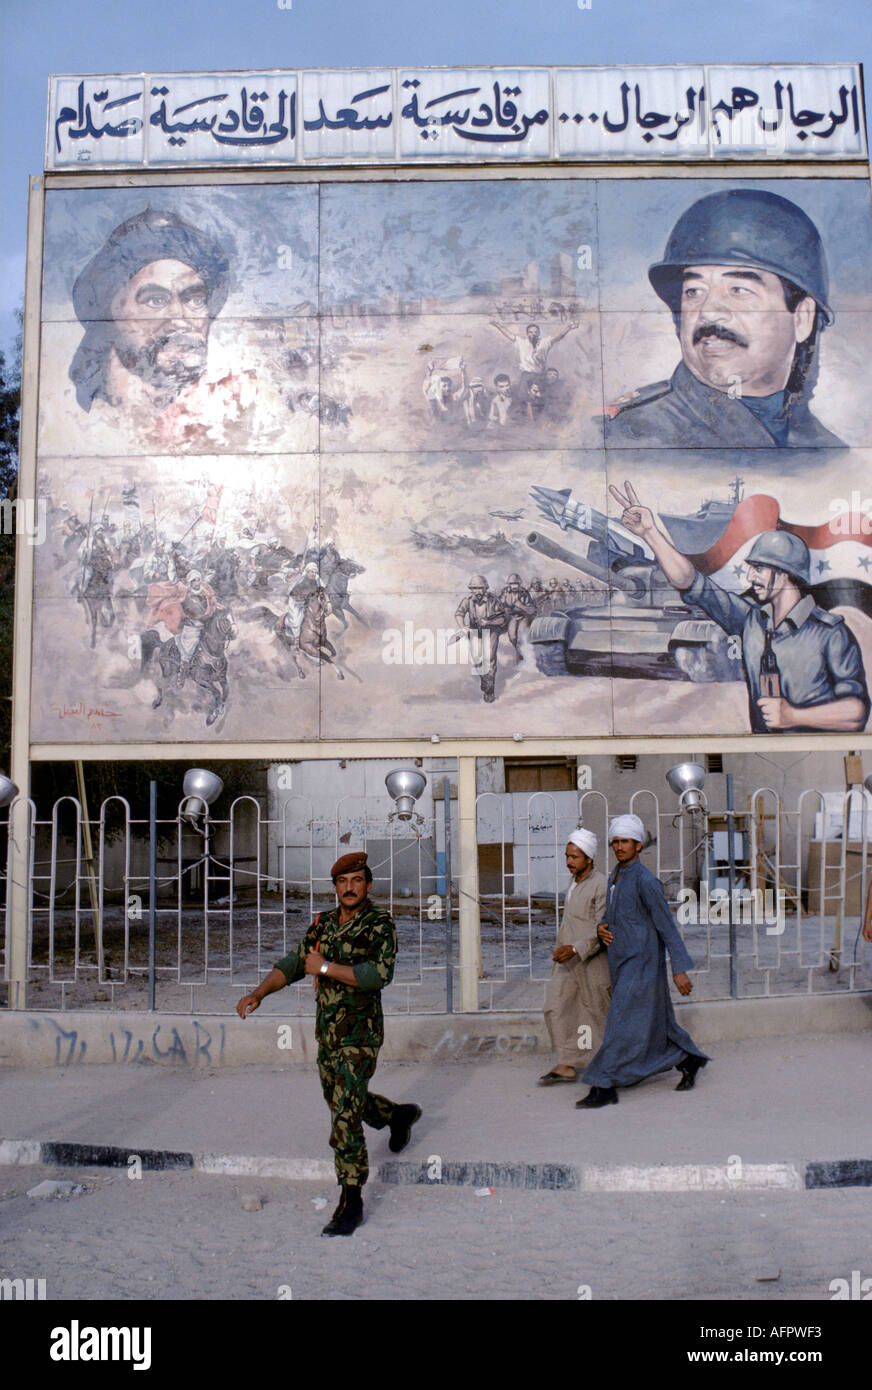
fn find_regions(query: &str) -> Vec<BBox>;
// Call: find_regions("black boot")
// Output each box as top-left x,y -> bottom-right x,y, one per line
320,1186 -> 346,1234
675,1054 -> 708,1091
388,1103 -> 422,1153
575,1086 -> 618,1109
321,1184 -> 363,1237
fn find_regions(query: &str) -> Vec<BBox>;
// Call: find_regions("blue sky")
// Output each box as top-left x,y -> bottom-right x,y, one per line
1,0 -> 869,357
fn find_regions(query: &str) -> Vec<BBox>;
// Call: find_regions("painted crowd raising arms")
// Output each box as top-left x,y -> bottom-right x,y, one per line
32,178 -> 872,742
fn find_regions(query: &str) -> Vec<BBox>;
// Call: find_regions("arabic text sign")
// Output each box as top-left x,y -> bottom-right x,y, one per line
47,65 -> 866,169
397,68 -> 551,159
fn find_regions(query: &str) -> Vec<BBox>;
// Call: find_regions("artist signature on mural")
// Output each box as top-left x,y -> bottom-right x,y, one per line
49,700 -> 121,728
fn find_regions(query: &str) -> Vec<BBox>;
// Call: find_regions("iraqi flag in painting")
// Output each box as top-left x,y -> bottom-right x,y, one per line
661,492 -> 872,621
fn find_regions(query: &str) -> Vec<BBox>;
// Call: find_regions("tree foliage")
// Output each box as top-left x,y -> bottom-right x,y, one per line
0,316 -> 21,769
0,310 -> 22,500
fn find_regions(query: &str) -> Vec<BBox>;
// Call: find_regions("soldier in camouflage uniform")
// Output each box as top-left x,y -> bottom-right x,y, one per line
236,851 -> 421,1236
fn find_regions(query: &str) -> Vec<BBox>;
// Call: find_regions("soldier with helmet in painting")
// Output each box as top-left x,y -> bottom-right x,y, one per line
608,481 -> 869,734
455,575 -> 508,703
499,573 -> 537,660
604,189 -> 845,448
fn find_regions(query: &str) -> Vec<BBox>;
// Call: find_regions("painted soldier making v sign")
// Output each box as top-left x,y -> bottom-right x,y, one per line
608,481 -> 869,735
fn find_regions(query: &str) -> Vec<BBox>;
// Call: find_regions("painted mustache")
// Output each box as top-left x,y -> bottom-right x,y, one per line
692,323 -> 749,349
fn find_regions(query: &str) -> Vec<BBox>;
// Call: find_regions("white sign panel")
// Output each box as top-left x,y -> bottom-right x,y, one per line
396,68 -> 552,160
49,77 -> 146,168
147,73 -> 297,165
301,70 -> 393,161
46,65 -> 867,170
706,64 -> 863,157
555,66 -> 708,159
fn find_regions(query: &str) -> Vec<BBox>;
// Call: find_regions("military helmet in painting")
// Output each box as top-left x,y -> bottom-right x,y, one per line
745,530 -> 811,585
648,189 -> 833,326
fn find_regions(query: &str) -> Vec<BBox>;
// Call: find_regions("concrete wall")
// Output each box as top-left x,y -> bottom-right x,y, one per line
472,748 -> 870,890
267,756 -> 454,895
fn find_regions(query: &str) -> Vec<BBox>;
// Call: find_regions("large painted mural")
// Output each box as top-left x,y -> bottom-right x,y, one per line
31,177 -> 872,742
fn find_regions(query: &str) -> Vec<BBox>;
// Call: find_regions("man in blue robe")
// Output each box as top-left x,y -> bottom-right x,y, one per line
576,813 -> 708,1109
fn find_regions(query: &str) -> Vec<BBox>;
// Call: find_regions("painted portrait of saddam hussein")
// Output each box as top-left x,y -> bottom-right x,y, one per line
598,180 -> 872,452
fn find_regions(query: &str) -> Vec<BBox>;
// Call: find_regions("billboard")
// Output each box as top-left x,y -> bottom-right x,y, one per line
25,161 -> 872,746
46,65 -> 866,168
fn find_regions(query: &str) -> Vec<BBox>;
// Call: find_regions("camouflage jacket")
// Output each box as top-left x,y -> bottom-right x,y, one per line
275,899 -> 396,1050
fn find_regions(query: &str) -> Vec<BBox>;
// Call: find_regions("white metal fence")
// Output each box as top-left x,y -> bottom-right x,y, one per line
3,785 -> 871,1011
473,785 -> 872,1008
2,793 -> 447,1014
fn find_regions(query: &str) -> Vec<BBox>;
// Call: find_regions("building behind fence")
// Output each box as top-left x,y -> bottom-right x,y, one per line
3,753 -> 871,1014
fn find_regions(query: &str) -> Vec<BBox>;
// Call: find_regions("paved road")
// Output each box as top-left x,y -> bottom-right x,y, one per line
0,1031 -> 870,1330
1,1164 -> 870,1303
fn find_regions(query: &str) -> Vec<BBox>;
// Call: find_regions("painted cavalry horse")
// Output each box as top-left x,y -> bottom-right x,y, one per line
141,608 -> 237,726
325,559 -> 366,631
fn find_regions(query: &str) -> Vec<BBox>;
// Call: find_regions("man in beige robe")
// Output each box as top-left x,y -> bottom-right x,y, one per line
539,828 -> 611,1085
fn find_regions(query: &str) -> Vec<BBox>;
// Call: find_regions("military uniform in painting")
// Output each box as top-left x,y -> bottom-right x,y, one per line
455,578 -> 508,702
275,898 -> 397,1186
604,189 -> 845,450
603,360 -> 844,449
582,857 -> 708,1092
682,571 -> 870,734
544,868 -> 610,1068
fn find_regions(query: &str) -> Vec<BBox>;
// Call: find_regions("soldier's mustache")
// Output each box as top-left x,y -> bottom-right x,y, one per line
692,323 -> 749,349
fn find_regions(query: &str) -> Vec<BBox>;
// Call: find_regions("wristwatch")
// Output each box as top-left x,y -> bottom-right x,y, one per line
319,961 -> 330,976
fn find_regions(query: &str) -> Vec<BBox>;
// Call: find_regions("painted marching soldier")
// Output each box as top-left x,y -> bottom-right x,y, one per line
499,574 -> 538,659
455,574 -> 508,703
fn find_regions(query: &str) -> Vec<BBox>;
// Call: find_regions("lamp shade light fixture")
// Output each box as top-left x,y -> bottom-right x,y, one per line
385,769 -> 427,820
0,773 -> 19,808
180,768 -> 224,823
666,761 -> 706,812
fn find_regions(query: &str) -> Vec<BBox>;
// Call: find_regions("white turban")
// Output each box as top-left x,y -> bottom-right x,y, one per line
567,828 -> 597,858
608,814 -> 645,844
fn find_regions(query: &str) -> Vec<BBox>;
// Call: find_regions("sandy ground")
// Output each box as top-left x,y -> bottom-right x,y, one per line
2,1164 -> 871,1304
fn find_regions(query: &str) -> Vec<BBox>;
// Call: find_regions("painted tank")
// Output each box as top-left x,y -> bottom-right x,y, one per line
526,482 -> 746,683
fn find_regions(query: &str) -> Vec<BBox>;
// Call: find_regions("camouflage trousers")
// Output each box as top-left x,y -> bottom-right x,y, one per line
317,1044 -> 395,1186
